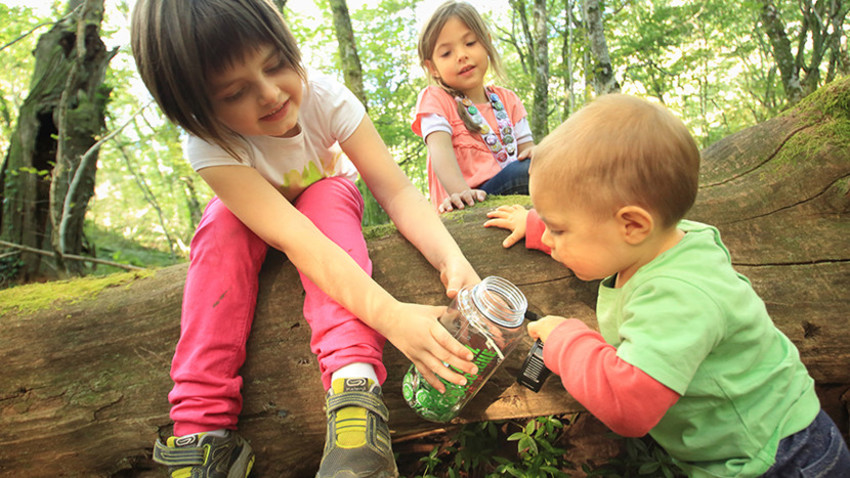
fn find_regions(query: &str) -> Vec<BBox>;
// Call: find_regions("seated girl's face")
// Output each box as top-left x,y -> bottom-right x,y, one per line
208,44 -> 303,138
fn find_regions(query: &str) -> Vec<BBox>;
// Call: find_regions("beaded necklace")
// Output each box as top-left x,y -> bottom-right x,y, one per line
455,88 -> 517,167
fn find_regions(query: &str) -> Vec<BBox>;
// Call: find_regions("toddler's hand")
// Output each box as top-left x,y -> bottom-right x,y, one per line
527,315 -> 568,343
383,302 -> 478,392
484,205 -> 529,248
439,189 -> 487,214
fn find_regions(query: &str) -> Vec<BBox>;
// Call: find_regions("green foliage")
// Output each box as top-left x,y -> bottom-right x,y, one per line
401,416 -> 689,478
587,436 -> 685,478
495,416 -> 572,477
0,3 -> 49,151
402,416 -> 575,478
1,0 -> 845,263
0,255 -> 25,289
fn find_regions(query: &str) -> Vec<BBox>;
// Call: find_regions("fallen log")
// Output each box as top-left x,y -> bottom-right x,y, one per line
1,78 -> 848,477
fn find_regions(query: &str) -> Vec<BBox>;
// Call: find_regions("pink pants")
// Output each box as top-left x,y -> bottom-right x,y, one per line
168,177 -> 387,435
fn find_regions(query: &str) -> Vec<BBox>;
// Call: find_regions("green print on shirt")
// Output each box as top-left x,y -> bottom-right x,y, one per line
280,151 -> 344,193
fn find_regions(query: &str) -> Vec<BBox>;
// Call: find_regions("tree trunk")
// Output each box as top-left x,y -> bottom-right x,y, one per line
530,0 -> 549,139
2,78 -> 849,477
328,0 -> 368,110
507,0 -> 549,140
759,0 -> 804,104
582,0 -> 619,95
0,0 -> 114,281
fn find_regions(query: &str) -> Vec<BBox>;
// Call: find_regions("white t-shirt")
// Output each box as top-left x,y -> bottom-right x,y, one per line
184,71 -> 364,199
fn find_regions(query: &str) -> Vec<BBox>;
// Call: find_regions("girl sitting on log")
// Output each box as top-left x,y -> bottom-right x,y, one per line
130,0 -> 481,476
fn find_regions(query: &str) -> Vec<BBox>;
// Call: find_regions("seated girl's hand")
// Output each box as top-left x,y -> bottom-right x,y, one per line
484,205 -> 529,248
518,145 -> 534,161
439,189 -> 487,214
439,255 -> 481,299
527,315 -> 568,343
383,302 -> 478,393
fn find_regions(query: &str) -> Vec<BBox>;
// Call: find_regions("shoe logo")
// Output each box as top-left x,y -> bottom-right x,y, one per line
347,378 -> 367,389
174,435 -> 197,447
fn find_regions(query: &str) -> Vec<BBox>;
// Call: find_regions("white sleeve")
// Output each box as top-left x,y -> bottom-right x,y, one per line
514,117 -> 533,144
419,113 -> 452,141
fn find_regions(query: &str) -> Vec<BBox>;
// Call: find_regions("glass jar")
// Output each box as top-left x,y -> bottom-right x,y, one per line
402,276 -> 527,422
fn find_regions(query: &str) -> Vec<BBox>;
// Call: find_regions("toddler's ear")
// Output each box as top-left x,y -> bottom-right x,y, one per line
616,206 -> 653,245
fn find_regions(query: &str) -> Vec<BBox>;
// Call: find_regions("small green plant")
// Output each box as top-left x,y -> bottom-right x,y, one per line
0,254 -> 24,289
494,416 -> 573,477
587,435 -> 685,478
411,421 -> 501,478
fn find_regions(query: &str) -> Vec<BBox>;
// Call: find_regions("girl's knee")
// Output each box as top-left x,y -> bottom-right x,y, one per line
191,198 -> 265,255
296,177 -> 364,218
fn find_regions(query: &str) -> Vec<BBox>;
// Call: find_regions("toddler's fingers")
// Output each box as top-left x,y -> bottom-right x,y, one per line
502,231 -> 523,248
527,321 -> 541,339
483,217 -> 508,228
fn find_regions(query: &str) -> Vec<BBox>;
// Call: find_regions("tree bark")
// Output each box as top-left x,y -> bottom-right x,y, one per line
759,0 -> 805,104
507,0 -> 550,140
582,0 -> 619,95
0,0 -> 114,281
328,0 -> 368,110
530,0 -> 549,139
1,78 -> 849,477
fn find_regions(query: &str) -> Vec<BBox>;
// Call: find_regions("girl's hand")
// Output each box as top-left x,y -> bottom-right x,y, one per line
439,254 -> 480,299
383,302 -> 478,392
527,315 -> 568,343
439,189 -> 487,214
518,145 -> 534,161
484,205 -> 529,248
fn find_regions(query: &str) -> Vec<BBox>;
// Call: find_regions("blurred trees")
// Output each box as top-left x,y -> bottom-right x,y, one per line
0,0 -> 846,284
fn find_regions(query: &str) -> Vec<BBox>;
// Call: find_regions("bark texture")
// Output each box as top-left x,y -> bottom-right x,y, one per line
328,0 -> 368,110
1,79 -> 849,477
582,0 -> 619,95
0,0 -> 114,280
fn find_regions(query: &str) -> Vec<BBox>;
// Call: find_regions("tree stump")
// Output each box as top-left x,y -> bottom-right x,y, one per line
1,78 -> 848,477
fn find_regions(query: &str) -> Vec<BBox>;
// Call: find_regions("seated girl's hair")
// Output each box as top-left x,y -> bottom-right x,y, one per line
131,0 -> 305,159
417,1 -> 505,134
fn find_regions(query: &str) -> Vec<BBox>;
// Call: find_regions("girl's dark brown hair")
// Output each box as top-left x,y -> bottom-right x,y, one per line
131,0 -> 305,159
418,1 -> 505,134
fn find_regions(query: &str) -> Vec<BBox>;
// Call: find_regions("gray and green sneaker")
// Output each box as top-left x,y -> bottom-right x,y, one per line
152,429 -> 255,478
316,377 -> 398,478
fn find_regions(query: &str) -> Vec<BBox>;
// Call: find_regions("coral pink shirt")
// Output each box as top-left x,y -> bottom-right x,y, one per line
412,85 -> 528,208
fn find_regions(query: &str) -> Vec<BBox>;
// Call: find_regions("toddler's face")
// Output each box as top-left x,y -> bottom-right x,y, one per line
530,178 -> 632,283
208,44 -> 303,138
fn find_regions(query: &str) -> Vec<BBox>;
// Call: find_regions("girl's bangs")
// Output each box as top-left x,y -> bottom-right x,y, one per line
192,2 -> 291,76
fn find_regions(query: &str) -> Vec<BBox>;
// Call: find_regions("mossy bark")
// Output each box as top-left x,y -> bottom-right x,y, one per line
1,79 -> 848,477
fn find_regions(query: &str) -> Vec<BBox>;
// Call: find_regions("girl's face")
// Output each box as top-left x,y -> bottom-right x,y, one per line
425,16 -> 490,101
209,44 -> 303,138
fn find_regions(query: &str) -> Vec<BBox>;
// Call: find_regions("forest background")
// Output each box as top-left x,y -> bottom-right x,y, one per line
0,0 -> 847,284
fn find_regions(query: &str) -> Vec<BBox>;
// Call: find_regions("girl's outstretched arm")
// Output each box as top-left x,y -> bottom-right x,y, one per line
341,115 -> 484,388
426,131 -> 487,213
199,163 -> 477,392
